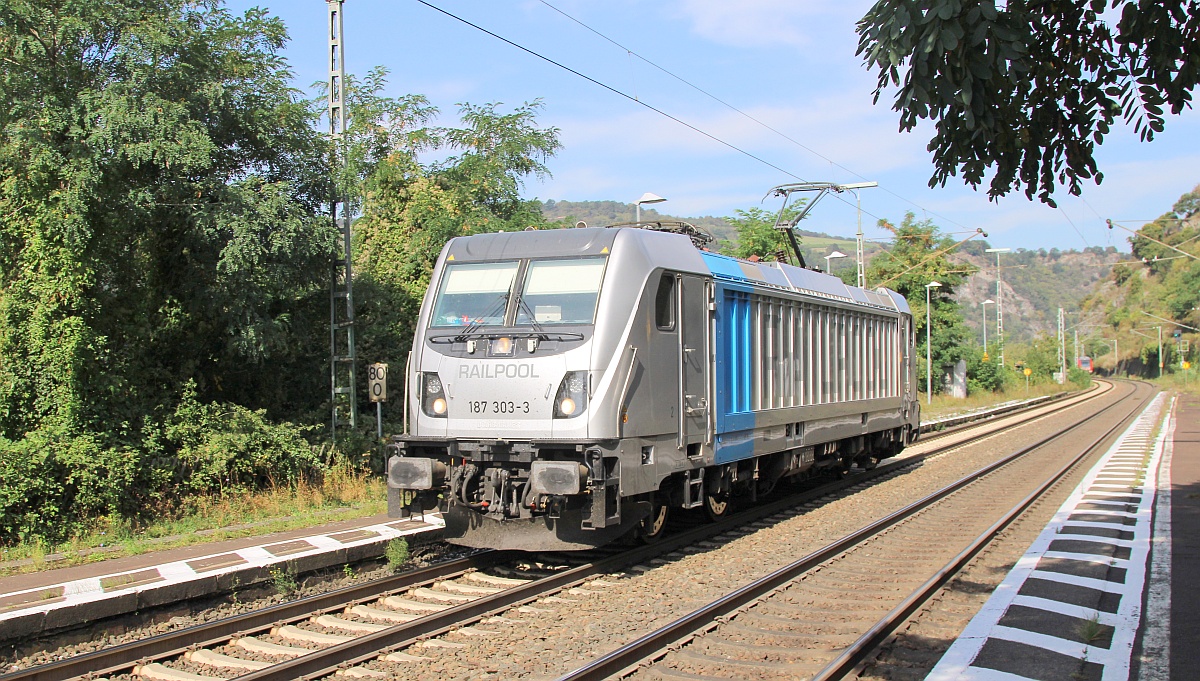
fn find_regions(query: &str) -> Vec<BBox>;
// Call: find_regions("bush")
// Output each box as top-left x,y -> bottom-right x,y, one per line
0,429 -> 142,543
0,382 -> 325,545
385,538 -> 410,570
1068,366 -> 1093,388
165,382 -> 323,495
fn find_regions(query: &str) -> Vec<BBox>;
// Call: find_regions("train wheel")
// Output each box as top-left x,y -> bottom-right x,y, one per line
704,491 -> 731,521
638,495 -> 669,543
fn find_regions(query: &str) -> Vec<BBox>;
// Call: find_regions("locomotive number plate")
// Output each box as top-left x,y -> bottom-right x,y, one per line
467,400 -> 531,415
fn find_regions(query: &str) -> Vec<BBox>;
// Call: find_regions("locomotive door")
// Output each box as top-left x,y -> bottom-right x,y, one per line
678,274 -> 711,453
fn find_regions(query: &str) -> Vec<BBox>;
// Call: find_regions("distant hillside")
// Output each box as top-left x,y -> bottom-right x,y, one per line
540,199 -> 884,271
540,201 -> 1124,343
954,243 -> 1126,342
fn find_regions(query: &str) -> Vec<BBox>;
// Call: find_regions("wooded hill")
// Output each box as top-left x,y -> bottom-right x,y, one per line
1073,185 -> 1200,374
543,200 -> 1127,344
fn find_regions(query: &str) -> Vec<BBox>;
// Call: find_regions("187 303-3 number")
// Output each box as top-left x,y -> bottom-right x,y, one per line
467,400 -> 530,415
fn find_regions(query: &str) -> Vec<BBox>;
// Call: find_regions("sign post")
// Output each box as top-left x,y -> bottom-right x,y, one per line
368,363 -> 388,443
1023,367 -> 1032,392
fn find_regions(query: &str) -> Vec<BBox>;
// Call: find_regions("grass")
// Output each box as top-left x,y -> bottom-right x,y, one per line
0,461 -> 388,577
270,564 -> 299,596
385,538 -> 410,571
1145,369 -> 1200,396
921,381 -> 1080,420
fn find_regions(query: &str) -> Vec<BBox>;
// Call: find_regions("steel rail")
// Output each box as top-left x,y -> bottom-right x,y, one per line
230,382 -> 1116,681
0,554 -> 509,681
554,380 -> 1145,680
3,381 -> 1114,681
808,381 -> 1152,680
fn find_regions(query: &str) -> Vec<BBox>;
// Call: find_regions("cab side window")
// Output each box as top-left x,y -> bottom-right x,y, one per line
655,273 -> 676,331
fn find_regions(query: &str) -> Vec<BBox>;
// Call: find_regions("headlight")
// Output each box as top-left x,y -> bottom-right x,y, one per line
554,371 -> 588,419
422,372 -> 447,418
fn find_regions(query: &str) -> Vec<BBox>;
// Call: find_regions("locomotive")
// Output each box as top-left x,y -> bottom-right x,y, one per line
386,224 -> 920,550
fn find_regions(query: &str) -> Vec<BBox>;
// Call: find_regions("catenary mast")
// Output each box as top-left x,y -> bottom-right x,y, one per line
327,0 -> 357,439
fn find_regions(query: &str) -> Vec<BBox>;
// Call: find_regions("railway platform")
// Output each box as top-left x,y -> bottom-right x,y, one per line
926,391 -> 1192,681
0,510 -> 443,642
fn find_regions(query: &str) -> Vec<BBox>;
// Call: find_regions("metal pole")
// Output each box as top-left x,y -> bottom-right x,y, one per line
376,401 -> 383,443
1158,326 -> 1163,378
982,304 -> 988,354
327,0 -> 357,439
855,190 -> 865,288
1057,307 -> 1065,383
996,251 -> 1004,367
926,286 -> 932,404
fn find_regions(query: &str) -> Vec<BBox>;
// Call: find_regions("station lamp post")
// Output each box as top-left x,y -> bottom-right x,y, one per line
926,281 -> 942,404
635,192 -> 666,225
825,250 -> 848,273
981,299 -> 995,355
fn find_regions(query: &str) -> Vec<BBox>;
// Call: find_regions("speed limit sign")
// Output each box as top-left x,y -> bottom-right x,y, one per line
368,363 -> 388,402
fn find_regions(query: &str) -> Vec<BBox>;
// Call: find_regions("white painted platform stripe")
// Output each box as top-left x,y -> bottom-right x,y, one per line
1052,534 -> 1134,548
0,513 -> 444,623
1024,570 -> 1129,593
987,625 -> 1109,663
1039,551 -> 1129,567
1008,594 -> 1122,626
928,393 -> 1169,681
954,668 -> 1041,681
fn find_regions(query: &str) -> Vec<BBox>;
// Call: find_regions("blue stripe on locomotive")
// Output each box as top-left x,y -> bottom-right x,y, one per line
701,252 -> 762,465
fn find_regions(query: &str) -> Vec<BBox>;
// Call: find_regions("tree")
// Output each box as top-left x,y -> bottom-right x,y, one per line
0,1 -> 336,439
721,204 -> 804,261
857,1 -> 1200,206
866,213 -> 977,388
351,91 -> 562,382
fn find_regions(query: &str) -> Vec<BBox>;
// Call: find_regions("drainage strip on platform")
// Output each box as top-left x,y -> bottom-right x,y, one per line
0,514 -> 443,624
927,392 -> 1170,681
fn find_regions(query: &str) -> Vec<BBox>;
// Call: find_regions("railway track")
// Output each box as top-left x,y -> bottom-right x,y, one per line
2,381 -> 1121,681
555,380 -> 1153,680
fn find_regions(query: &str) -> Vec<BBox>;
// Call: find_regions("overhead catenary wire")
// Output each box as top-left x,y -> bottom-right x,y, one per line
414,0 -> 1045,265
412,0 -> 955,231
533,0 -> 1001,236
414,0 -> 806,184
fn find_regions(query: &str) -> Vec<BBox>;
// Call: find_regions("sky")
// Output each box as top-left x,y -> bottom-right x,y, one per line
225,0 -> 1200,253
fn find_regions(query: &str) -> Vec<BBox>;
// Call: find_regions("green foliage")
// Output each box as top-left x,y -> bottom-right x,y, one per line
0,1 -> 336,439
1078,183 -> 1200,377
269,564 -> 299,596
1068,366 -> 1093,388
856,1 -> 1200,205
385,537 -> 410,570
165,382 -> 322,495
721,205 -> 801,261
866,213 -> 976,389
0,430 -> 140,543
966,346 -> 1011,394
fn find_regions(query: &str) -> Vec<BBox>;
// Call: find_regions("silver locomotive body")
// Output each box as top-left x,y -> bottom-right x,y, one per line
388,227 -> 919,550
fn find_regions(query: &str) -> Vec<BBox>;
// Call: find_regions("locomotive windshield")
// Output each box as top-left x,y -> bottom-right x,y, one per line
429,257 -> 606,328
515,257 -> 605,325
430,261 -> 519,327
